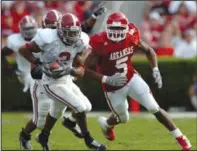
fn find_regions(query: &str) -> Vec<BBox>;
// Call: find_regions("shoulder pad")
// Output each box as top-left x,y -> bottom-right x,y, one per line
35,28 -> 57,44
128,23 -> 140,45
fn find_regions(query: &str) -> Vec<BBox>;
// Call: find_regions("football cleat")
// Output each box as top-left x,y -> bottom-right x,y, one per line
19,129 -> 32,150
176,135 -> 192,151
62,117 -> 84,138
36,131 -> 50,151
84,134 -> 107,150
98,116 -> 115,141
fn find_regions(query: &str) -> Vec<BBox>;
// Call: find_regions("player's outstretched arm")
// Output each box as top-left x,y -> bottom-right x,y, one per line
84,51 -> 104,81
81,6 -> 107,33
19,41 -> 42,65
137,40 -> 162,88
137,39 -> 158,68
71,50 -> 90,78
85,51 -> 127,86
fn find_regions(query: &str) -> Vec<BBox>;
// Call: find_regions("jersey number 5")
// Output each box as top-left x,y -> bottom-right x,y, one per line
115,56 -> 128,76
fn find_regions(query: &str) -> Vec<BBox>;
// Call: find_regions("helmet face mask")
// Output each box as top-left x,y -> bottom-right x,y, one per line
19,16 -> 37,40
106,12 -> 129,42
21,26 -> 37,40
107,26 -> 128,42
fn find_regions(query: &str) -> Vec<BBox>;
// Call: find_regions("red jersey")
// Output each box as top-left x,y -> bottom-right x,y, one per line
90,23 -> 140,92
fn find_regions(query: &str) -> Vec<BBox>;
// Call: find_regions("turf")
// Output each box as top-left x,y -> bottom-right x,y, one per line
2,112 -> 197,150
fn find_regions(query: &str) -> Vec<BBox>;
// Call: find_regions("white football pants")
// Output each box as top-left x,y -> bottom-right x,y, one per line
43,79 -> 92,119
30,80 -> 51,129
104,73 -> 160,123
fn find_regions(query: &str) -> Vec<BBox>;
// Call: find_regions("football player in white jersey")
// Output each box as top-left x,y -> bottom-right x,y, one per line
17,10 -> 61,150
17,7 -> 106,150
19,13 -> 106,151
2,15 -> 37,92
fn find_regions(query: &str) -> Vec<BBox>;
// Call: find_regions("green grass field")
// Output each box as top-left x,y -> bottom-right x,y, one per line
2,112 -> 197,150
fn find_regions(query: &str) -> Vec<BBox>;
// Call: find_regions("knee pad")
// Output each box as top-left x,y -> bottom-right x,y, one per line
75,103 -> 87,113
118,111 -> 129,123
84,98 -> 92,112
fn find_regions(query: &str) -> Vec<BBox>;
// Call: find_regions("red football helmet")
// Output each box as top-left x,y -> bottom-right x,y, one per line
106,12 -> 129,42
42,9 -> 61,29
19,15 -> 37,40
57,13 -> 81,45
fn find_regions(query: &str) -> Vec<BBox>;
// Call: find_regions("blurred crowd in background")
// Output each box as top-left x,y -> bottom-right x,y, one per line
2,0 -> 197,59
1,1 -> 100,44
141,0 -> 197,58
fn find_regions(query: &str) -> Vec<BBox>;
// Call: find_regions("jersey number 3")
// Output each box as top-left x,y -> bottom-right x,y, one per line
59,52 -> 71,63
115,56 -> 128,76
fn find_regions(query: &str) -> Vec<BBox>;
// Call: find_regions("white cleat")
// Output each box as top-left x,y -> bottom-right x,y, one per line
98,116 -> 115,141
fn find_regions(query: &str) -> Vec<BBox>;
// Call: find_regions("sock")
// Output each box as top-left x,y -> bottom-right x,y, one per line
43,113 -> 57,134
23,119 -> 37,135
171,128 -> 183,138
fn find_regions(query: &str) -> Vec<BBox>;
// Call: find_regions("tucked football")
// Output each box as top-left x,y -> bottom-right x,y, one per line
49,60 -> 63,72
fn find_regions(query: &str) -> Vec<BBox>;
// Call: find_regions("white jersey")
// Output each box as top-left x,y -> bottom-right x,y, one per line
33,28 -> 89,84
7,29 -> 41,92
7,29 -> 42,76
7,33 -> 31,76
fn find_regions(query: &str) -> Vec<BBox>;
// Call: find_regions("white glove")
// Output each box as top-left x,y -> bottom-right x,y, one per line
102,74 -> 127,87
152,67 -> 162,89
23,75 -> 33,92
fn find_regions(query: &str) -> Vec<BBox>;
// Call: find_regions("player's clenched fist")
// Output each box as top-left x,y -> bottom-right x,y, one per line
102,74 -> 127,87
152,67 -> 162,89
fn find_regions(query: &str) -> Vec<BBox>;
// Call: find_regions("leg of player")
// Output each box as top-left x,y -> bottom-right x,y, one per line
98,89 -> 129,141
36,112 -> 57,151
128,74 -> 192,150
36,105 -> 60,151
19,119 -> 36,150
39,83 -> 106,150
70,82 -> 107,150
19,80 -> 43,150
154,109 -> 192,150
62,110 -> 84,138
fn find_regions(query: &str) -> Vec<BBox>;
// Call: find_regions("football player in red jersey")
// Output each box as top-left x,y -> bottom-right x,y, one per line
85,12 -> 192,150
18,6 -> 106,150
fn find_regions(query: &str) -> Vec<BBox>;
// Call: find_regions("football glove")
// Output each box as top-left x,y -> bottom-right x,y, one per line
102,74 -> 127,87
92,5 -> 107,19
152,67 -> 162,89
